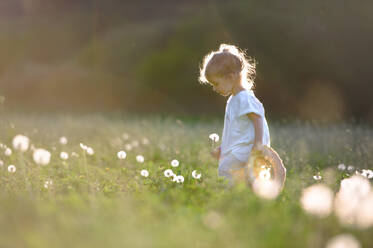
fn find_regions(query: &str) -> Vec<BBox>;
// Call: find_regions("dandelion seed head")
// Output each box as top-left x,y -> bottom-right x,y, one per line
140,169 -> 149,177
334,175 -> 372,228
12,134 -> 30,152
175,175 -> 184,183
171,159 -> 179,167
192,170 -> 202,179
86,147 -> 94,156
164,169 -> 174,178
60,152 -> 69,160
252,179 -> 281,200
326,234 -> 361,248
122,133 -> 129,140
79,143 -> 87,151
33,148 -> 51,166
7,165 -> 16,173
136,155 -> 144,163
209,133 -> 220,142
117,151 -> 127,160
141,138 -> 149,145
4,148 -> 12,156
300,184 -> 334,218
59,136 -> 68,145
131,140 -> 139,148
124,144 -> 132,151
347,165 -> 355,171
313,174 -> 322,180
338,164 -> 346,171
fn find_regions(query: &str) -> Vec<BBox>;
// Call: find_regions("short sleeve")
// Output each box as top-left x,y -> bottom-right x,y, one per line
237,91 -> 264,117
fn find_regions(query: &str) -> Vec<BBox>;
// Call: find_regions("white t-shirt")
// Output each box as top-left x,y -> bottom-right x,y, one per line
220,89 -> 270,163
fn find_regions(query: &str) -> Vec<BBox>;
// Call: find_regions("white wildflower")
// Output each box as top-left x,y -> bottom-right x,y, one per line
8,165 -> 16,173
164,169 -> 174,178
338,164 -> 346,171
209,133 -> 220,142
59,136 -> 68,145
122,133 -> 129,140
300,184 -> 334,218
171,159 -> 179,167
141,138 -> 149,145
136,155 -> 144,163
86,147 -> 94,156
117,151 -> 127,160
33,148 -> 51,166
44,179 -> 53,189
4,148 -> 12,156
124,144 -> 132,151
347,165 -> 355,171
140,169 -> 149,177
192,170 -> 202,179
313,174 -> 322,180
326,234 -> 361,248
60,152 -> 69,160
12,134 -> 30,152
79,143 -> 87,151
175,175 -> 184,183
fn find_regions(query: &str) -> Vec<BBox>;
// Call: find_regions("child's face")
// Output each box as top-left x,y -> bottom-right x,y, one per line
207,74 -> 234,97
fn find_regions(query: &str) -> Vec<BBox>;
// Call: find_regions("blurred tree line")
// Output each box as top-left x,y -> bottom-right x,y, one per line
0,0 -> 372,121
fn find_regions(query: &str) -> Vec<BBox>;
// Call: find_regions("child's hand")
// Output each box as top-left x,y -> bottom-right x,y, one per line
251,143 -> 265,156
211,146 -> 221,160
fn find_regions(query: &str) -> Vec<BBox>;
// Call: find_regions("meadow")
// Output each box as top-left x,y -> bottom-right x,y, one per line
0,113 -> 372,248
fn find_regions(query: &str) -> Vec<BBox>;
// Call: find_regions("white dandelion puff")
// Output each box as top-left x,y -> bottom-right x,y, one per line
117,151 -> 127,160
334,175 -> 371,228
8,165 -> 16,173
175,175 -> 184,183
59,136 -> 68,145
192,170 -> 202,179
12,134 -> 30,152
313,174 -> 322,180
86,147 -> 94,156
4,148 -> 12,156
79,143 -> 88,151
300,184 -> 334,218
33,148 -> 51,166
141,138 -> 149,145
171,159 -> 179,167
347,165 -> 355,171
338,164 -> 346,171
326,234 -> 361,248
122,133 -> 129,140
44,179 -> 53,189
209,133 -> 220,142
136,155 -> 144,163
164,169 -> 174,178
252,180 -> 281,200
140,169 -> 149,177
131,140 -> 139,148
60,152 -> 69,160
124,144 -> 132,151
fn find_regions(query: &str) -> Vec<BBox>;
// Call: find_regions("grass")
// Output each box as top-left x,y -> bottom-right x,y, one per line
0,113 -> 372,248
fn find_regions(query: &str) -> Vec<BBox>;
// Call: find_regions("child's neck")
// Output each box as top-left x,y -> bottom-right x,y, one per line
231,84 -> 246,96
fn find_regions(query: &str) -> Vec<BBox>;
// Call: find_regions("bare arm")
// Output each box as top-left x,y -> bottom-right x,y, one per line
247,113 -> 263,150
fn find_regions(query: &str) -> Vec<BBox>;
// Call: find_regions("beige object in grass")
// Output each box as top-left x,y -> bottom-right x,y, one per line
247,145 -> 287,191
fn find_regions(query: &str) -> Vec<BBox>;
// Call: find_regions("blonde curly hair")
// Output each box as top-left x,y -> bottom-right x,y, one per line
199,44 -> 256,90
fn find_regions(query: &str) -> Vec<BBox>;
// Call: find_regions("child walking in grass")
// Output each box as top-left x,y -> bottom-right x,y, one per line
199,44 -> 285,188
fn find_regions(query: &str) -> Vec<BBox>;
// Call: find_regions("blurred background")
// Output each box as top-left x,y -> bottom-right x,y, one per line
0,0 -> 372,121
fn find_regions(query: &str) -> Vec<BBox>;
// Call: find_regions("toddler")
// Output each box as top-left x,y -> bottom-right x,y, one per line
199,44 -> 271,187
